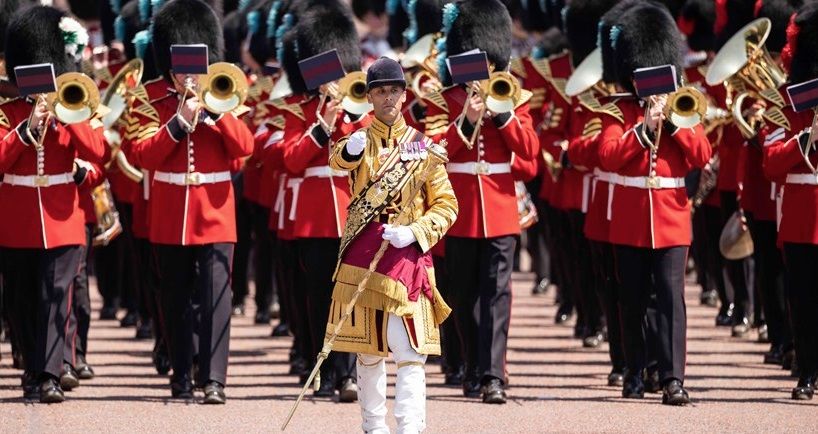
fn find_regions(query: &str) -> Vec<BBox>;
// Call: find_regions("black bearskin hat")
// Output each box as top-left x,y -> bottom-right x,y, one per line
292,2 -> 360,74
247,0 -> 276,65
599,0 -> 640,83
715,0 -> 756,49
352,0 -> 386,19
783,1 -> 818,83
519,0 -> 552,32
612,1 -> 683,94
222,10 -> 246,63
677,0 -> 716,52
563,0 -> 620,67
387,0 -> 409,48
0,0 -> 35,57
756,0 -> 804,53
406,0 -> 446,44
445,0 -> 512,71
151,0 -> 224,78
68,0 -> 100,21
5,6 -> 85,84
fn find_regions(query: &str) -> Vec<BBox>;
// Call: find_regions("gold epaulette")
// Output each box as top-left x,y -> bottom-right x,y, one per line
581,117 -> 602,138
424,89 -> 449,113
515,89 -> 533,109
232,104 -> 251,118
0,106 -> 9,128
248,76 -> 274,102
530,57 -> 552,81
577,92 -> 602,112
130,85 -> 150,105
269,114 -> 286,130
763,106 -> 791,131
760,87 -> 786,108
270,98 -> 305,121
94,67 -> 114,86
81,60 -> 95,78
131,97 -> 162,123
510,57 -> 527,79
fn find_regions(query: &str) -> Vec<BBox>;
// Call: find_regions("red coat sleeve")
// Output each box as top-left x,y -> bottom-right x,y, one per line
66,122 -> 106,164
763,132 -> 805,179
130,118 -> 183,170
215,113 -> 254,159
669,125 -> 711,169
0,120 -> 31,172
598,118 -> 646,172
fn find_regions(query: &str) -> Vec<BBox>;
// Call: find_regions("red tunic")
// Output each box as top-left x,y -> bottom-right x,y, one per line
598,98 -> 712,248
534,52 -> 574,205
0,98 -> 106,248
567,107 -> 608,243
762,108 -> 818,244
128,94 -> 253,245
282,96 -> 371,239
424,86 -> 539,238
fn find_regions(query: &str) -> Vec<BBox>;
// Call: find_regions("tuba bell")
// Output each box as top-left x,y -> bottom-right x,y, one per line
705,18 -> 787,138
101,59 -> 144,183
200,62 -> 249,114
46,72 -> 100,125
401,33 -> 443,99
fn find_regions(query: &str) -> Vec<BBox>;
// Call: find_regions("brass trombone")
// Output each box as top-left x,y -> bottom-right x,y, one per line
27,71 -> 101,148
456,71 -> 522,149
315,71 -> 371,134
176,62 -> 249,132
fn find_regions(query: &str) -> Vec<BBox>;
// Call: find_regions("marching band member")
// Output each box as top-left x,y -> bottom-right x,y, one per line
327,55 -> 457,434
0,6 -> 105,402
597,2 -> 711,405
127,0 -> 254,403
425,0 -> 539,404
762,1 -> 818,400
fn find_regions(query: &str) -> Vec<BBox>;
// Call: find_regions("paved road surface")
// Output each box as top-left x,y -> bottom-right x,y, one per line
1,274 -> 814,432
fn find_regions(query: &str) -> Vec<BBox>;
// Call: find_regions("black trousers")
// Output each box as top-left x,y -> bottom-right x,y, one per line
434,254 -> 463,374
447,236 -> 515,383
231,182 -> 253,308
748,215 -> 791,348
154,243 -> 233,385
693,204 -> 732,308
537,200 -> 561,289
525,187 -> 550,283
567,211 -> 603,333
299,238 -> 355,386
250,203 -> 275,314
65,225 -> 94,365
94,202 -> 139,313
720,192 -> 755,321
134,237 -> 165,354
615,245 -> 688,383
782,243 -> 818,377
278,238 -> 309,360
589,240 -> 625,372
2,245 -> 82,379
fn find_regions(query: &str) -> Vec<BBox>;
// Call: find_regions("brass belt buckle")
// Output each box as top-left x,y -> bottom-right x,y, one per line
186,172 -> 202,186
645,176 -> 659,189
34,175 -> 49,187
476,161 -> 491,175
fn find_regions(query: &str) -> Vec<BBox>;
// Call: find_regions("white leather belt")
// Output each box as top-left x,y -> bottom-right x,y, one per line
4,172 -> 73,187
447,161 -> 511,175
286,177 -> 304,221
785,173 -> 818,185
592,168 -> 616,183
610,175 -> 685,189
154,170 -> 230,186
304,166 -> 347,178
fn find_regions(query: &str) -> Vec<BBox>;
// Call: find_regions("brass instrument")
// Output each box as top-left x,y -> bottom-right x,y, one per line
91,180 -> 123,246
664,86 -> 708,129
457,71 -> 522,149
401,33 -> 443,99
48,72 -> 101,125
176,62 -> 250,132
691,155 -> 719,212
268,72 -> 293,100
565,48 -> 603,97
101,59 -> 144,183
315,71 -> 372,134
706,18 -> 787,138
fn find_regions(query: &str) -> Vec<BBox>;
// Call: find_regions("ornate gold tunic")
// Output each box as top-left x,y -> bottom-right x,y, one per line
325,115 -> 458,356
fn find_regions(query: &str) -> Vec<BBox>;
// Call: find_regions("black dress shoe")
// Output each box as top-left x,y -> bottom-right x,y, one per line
119,311 -> 139,327
622,375 -> 644,399
644,369 -> 662,394
21,371 -> 38,400
573,324 -> 587,339
153,349 -> 171,376
531,278 -> 550,295
700,289 -> 718,307
462,376 -> 481,398
270,302 -> 281,320
583,330 -> 605,348
271,322 -> 290,337
254,310 -> 272,324
607,370 -> 625,387
99,305 -> 118,320
60,363 -> 80,391
732,317 -> 751,338
170,376 -> 194,399
39,377 -> 65,403
791,375 -> 816,400
757,323 -> 769,343
763,345 -> 784,365
75,355 -> 95,380
12,350 -> 25,370
135,322 -> 153,340
662,379 -> 690,405
715,303 -> 734,327
782,349 -> 796,370
481,378 -> 507,404
554,306 -> 572,325
289,356 -> 307,376
203,381 -> 226,404
231,303 -> 245,316
313,378 -> 335,397
338,377 -> 358,403
444,368 -> 465,386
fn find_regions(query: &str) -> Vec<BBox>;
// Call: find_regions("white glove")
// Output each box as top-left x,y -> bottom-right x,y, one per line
346,130 -> 367,155
382,224 -> 416,249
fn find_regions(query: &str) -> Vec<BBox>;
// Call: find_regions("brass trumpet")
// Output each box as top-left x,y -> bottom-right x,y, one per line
706,18 -> 787,138
177,62 -> 249,131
